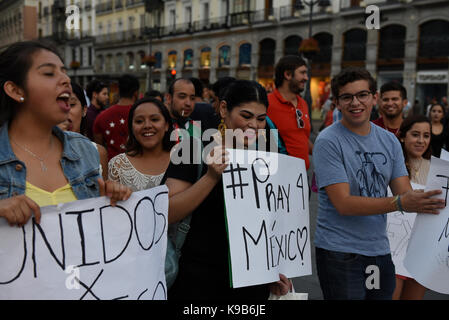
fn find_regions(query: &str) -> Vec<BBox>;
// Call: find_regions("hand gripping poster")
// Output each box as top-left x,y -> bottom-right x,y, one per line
0,187 -> 168,300
222,149 -> 311,288
404,157 -> 449,294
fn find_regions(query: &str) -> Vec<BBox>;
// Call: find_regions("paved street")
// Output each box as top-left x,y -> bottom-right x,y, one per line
290,120 -> 449,300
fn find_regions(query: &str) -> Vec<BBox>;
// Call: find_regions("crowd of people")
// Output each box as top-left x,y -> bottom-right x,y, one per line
0,39 -> 448,300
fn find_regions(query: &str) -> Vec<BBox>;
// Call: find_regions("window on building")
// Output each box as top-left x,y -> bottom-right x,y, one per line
201,47 -> 211,68
155,52 -> 162,69
284,35 -> 302,56
184,49 -> 193,68
342,29 -> 366,62
219,45 -> 231,67
168,50 -> 177,69
259,38 -> 275,66
185,6 -> 192,24
239,43 -> 252,66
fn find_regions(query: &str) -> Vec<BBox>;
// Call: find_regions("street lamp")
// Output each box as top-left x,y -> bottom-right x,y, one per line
144,0 -> 163,91
296,0 -> 330,124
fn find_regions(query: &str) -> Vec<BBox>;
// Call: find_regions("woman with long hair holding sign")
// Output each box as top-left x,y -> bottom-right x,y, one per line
165,80 -> 291,299
108,97 -> 173,191
0,41 -> 131,227
393,115 -> 432,300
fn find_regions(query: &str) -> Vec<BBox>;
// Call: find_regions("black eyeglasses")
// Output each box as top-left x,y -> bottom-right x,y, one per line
296,109 -> 304,129
337,90 -> 373,105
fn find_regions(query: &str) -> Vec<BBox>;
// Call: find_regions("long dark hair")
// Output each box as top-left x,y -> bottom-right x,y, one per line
0,40 -> 63,126
221,80 -> 268,111
70,82 -> 88,135
398,115 -> 432,177
126,98 -> 174,156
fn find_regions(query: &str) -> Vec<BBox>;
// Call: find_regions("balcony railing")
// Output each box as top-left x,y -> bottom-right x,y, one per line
126,0 -> 144,8
96,2 -> 113,14
96,28 -> 144,44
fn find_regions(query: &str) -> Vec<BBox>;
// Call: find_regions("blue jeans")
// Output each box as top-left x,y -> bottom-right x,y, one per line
316,247 -> 396,300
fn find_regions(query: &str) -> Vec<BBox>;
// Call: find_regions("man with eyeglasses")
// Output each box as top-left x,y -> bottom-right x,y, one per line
312,67 -> 444,300
267,55 -> 313,169
372,82 -> 408,136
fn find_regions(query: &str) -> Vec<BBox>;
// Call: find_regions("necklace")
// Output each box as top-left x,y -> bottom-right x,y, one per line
409,157 -> 424,179
11,137 -> 53,172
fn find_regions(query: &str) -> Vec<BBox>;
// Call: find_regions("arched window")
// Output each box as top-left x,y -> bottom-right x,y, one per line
419,20 -> 449,58
116,53 -> 124,72
239,43 -> 252,66
313,32 -> 333,63
284,35 -> 302,56
342,29 -> 366,67
378,25 -> 405,60
201,47 -> 211,68
259,38 -> 275,66
154,51 -> 162,69
168,50 -> 177,69
218,45 -> 230,67
126,52 -> 135,70
184,49 -> 193,68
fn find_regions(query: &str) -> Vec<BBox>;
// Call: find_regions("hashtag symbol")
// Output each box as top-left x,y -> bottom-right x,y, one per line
223,163 -> 249,199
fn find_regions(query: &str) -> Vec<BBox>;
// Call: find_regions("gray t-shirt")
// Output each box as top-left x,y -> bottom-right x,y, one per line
313,121 -> 408,256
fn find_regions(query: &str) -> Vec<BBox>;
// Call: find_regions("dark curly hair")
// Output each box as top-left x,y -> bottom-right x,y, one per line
125,97 -> 174,156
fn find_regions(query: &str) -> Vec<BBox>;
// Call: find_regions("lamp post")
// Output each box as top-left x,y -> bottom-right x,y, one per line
296,0 -> 330,124
144,0 -> 163,92
144,27 -> 155,92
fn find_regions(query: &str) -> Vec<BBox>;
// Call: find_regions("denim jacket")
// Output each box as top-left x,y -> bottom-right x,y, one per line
0,123 -> 101,201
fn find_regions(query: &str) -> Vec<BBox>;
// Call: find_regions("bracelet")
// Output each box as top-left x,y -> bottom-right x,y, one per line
391,195 -> 404,213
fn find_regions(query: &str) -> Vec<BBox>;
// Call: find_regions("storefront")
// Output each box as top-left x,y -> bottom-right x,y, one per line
416,70 -> 448,113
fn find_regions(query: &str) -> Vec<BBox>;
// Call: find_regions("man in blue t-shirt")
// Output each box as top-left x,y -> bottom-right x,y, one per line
313,67 -> 445,300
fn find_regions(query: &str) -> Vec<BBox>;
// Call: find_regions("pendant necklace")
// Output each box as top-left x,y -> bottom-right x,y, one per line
11,137 -> 53,172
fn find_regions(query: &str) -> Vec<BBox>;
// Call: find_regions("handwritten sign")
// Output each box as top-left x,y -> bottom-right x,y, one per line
222,149 -> 311,288
404,157 -> 449,294
440,148 -> 449,161
386,183 -> 422,278
0,187 -> 168,300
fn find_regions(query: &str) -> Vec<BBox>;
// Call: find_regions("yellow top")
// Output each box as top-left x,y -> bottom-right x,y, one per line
25,181 -> 77,207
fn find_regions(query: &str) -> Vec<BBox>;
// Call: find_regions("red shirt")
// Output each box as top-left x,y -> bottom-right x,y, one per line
93,104 -> 132,160
372,117 -> 400,136
267,89 -> 311,169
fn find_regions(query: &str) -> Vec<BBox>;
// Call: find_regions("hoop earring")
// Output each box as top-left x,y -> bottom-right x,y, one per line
218,119 -> 227,137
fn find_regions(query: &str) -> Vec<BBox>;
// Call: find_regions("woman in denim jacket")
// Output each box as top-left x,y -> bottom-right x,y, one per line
0,41 -> 132,227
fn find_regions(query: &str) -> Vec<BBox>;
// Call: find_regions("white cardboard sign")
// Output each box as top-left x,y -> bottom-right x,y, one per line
0,187 -> 168,300
404,157 -> 449,294
222,149 -> 311,288
387,183 -> 423,278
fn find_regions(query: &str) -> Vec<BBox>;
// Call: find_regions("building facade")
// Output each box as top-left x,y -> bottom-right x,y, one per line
92,0 -> 449,115
1,0 -> 448,114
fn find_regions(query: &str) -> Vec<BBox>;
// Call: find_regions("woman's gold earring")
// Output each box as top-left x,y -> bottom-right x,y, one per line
218,119 -> 227,137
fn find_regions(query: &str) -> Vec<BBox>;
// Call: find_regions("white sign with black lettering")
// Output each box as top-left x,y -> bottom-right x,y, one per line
404,157 -> 449,294
222,149 -> 311,288
387,183 -> 423,278
0,187 -> 168,300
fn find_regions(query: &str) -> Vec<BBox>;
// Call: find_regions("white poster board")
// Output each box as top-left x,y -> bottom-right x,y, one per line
0,187 -> 168,300
386,184 -> 422,278
440,148 -> 449,161
222,149 -> 311,288
404,157 -> 449,294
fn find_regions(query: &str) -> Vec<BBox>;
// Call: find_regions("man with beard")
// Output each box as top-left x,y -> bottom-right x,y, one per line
373,82 -> 408,136
85,79 -> 109,140
267,55 -> 313,169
